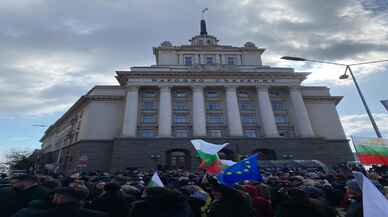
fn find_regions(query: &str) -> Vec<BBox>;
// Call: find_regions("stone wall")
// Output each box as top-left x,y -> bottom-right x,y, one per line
109,137 -> 354,172
54,137 -> 354,173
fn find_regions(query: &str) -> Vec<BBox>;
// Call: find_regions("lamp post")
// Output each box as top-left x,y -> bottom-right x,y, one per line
281,56 -> 388,138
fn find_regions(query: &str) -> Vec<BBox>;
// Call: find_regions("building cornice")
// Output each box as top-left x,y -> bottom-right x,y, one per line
116,70 -> 309,86
303,96 -> 343,105
86,95 -> 124,101
153,45 -> 266,53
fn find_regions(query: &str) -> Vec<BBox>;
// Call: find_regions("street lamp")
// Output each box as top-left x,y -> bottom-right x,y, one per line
281,56 -> 388,138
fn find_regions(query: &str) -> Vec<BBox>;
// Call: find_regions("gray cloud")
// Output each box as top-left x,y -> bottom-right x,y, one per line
0,0 -> 388,117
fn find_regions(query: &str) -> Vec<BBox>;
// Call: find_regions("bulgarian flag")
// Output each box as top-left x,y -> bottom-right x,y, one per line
147,171 -> 164,187
191,139 -> 228,174
353,137 -> 388,165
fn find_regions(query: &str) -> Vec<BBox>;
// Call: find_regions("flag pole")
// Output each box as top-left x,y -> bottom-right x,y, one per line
350,136 -> 360,163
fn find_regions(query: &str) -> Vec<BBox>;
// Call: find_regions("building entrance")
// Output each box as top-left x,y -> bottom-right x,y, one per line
166,149 -> 191,169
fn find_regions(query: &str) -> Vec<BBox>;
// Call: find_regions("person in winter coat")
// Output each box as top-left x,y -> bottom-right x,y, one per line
345,179 -> 363,217
180,185 -> 209,217
243,185 -> 274,217
129,187 -> 193,217
11,187 -> 108,217
275,188 -> 328,217
0,175 -> 49,217
91,182 -> 129,217
207,179 -> 255,217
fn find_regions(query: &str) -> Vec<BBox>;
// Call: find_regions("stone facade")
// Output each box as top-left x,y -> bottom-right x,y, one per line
67,138 -> 353,173
39,19 -> 354,174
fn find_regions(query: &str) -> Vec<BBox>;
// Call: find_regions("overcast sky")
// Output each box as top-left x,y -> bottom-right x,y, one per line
1,0 -> 388,160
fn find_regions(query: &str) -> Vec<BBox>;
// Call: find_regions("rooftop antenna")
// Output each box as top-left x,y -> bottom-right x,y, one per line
200,8 -> 208,35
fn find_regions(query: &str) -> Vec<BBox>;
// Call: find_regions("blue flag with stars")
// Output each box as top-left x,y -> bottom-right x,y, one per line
217,154 -> 262,185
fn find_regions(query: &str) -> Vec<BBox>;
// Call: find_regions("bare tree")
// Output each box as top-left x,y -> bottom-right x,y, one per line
5,150 -> 33,171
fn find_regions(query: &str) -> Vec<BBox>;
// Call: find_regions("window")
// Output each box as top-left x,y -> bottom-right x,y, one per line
143,101 -> 155,110
208,129 -> 223,137
269,89 -> 287,97
241,115 -> 256,124
175,101 -> 187,110
275,115 -> 288,124
143,91 -> 156,97
175,92 -> 187,97
142,129 -> 155,137
244,129 -> 257,138
278,128 -> 289,137
238,91 -> 249,97
175,129 -> 189,137
143,115 -> 155,123
240,101 -> 255,111
207,102 -> 223,110
272,101 -> 287,112
227,56 -> 236,65
207,115 -> 224,124
175,115 -> 188,124
184,56 -> 193,65
207,91 -> 218,98
206,56 -> 214,64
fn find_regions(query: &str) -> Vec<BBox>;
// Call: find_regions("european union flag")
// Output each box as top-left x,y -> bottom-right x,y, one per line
217,154 -> 262,186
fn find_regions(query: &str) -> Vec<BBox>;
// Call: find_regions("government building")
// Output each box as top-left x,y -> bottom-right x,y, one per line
40,19 -> 353,173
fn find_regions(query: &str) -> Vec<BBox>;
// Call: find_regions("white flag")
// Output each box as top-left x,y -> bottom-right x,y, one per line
353,172 -> 388,217
221,160 -> 236,168
147,171 -> 164,187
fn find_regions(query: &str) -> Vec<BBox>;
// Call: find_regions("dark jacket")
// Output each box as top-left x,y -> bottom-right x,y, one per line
91,191 -> 129,217
276,189 -> 329,217
207,186 -> 254,217
345,199 -> 363,217
12,201 -> 108,217
129,187 -> 192,217
0,185 -> 48,217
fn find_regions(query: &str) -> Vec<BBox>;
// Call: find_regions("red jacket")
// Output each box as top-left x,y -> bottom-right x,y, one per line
243,185 -> 274,217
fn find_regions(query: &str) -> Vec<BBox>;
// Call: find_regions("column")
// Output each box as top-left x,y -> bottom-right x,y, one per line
257,86 -> 280,137
158,86 -> 172,137
225,86 -> 243,136
192,86 -> 207,136
122,86 -> 139,137
289,86 -> 315,137
216,54 -> 221,64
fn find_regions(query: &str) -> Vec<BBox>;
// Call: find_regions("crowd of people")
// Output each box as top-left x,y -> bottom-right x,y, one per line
0,163 -> 387,217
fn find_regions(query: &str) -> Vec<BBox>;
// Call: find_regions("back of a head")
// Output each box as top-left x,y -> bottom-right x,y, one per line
104,182 -> 121,192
